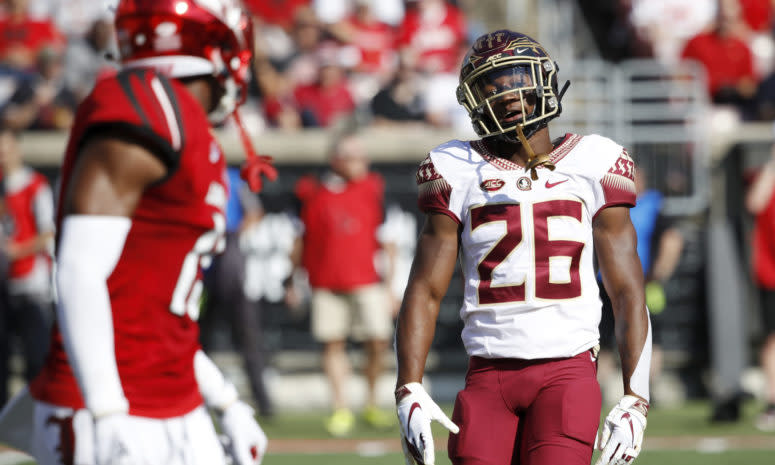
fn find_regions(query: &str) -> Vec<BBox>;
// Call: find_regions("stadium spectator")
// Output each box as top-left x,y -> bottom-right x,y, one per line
245,0 -> 311,31
254,58 -> 302,129
628,0 -> 717,66
0,126 -> 54,409
744,139 -> 775,432
201,167 -> 275,418
395,30 -> 652,465
0,0 -> 64,71
737,0 -> 774,34
369,59 -> 426,126
396,0 -> 468,75
62,18 -> 119,103
312,0 -> 405,26
26,1 -> 270,464
680,4 -> 759,118
0,47 -> 77,130
283,7 -> 330,87
44,0 -> 114,40
292,46 -> 356,127
289,132 -> 395,436
328,0 -> 398,103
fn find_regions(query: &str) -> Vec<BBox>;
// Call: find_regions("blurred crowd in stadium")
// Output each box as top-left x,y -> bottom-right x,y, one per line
2,0 -> 775,438
3,0 -> 775,133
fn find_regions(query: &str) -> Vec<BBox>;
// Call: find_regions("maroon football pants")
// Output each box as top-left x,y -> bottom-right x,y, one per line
448,350 -> 601,465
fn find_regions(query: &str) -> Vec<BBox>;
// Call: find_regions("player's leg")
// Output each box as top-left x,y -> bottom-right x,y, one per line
352,284 -> 393,426
448,358 -> 521,465
173,406 -> 228,465
756,288 -> 775,431
31,402 -> 94,465
519,352 -> 601,465
311,289 -> 354,435
12,293 -> 51,382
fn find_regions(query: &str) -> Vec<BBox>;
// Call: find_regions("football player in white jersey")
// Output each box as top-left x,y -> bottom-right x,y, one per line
394,30 -> 652,465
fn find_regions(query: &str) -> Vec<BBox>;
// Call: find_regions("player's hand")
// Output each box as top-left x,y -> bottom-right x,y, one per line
595,395 -> 649,465
395,382 -> 459,465
95,413 -> 142,465
240,155 -> 278,193
219,401 -> 268,465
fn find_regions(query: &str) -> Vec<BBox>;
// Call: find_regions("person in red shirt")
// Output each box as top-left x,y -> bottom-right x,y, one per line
396,0 -> 468,74
738,0 -> 773,33
0,126 -> 54,410
338,0 -> 397,77
292,47 -> 356,127
680,7 -> 758,113
745,140 -> 775,432
243,0 -> 310,31
288,133 -> 394,436
0,0 -> 65,71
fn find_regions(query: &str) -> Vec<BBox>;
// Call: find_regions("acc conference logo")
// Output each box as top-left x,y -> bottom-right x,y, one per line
480,178 -> 505,192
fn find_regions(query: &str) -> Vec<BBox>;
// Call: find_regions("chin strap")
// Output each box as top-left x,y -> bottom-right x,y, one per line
515,124 -> 555,181
232,109 -> 278,193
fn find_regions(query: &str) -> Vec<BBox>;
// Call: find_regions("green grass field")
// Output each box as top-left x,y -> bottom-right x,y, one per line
4,399 -> 774,464
257,399 -> 775,465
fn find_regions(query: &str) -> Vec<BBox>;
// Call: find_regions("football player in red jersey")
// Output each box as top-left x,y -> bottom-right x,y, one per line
24,1 -> 275,464
395,30 -> 652,465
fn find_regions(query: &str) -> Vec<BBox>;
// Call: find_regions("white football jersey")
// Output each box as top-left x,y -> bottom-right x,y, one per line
416,133 -> 636,359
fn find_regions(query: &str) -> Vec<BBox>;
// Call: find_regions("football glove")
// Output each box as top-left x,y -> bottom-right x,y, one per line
95,412 -> 143,465
395,382 -> 459,465
240,155 -> 278,193
595,395 -> 649,465
218,401 -> 268,465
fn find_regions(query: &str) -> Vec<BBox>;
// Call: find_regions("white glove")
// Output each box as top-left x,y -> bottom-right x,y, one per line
218,401 -> 268,465
595,395 -> 649,465
395,382 -> 459,465
95,413 -> 143,465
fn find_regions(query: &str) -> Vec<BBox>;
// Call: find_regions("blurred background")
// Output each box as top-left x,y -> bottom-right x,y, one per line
2,0 -> 775,462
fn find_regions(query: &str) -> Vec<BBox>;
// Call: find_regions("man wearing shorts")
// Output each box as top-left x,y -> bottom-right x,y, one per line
291,132 -> 395,436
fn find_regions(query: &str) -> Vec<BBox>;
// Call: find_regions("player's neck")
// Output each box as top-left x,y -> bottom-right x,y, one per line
182,79 -> 214,115
485,128 -> 554,166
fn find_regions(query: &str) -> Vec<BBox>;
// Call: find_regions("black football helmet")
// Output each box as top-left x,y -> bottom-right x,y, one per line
457,30 -> 568,141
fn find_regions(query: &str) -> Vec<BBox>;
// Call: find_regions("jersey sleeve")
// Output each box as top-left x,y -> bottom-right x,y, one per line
76,69 -> 186,171
596,148 -> 637,214
416,155 -> 459,223
32,175 -> 55,234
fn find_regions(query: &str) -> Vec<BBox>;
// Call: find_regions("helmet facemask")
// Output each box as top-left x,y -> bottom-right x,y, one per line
457,56 -> 561,142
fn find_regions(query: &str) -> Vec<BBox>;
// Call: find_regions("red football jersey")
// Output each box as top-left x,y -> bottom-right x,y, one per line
30,69 -> 228,418
295,172 -> 384,291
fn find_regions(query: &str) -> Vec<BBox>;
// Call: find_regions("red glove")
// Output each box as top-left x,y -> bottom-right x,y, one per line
240,155 -> 278,193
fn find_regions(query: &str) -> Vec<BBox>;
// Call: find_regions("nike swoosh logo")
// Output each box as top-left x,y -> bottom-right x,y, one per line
545,179 -> 568,189
407,402 -> 421,430
516,48 -> 528,53
621,412 -> 634,440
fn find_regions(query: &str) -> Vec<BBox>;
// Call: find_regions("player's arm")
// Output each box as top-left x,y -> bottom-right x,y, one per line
594,205 -> 650,400
745,148 -> 775,215
395,212 -> 459,386
593,205 -> 651,465
56,132 -> 165,421
395,212 -> 460,465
